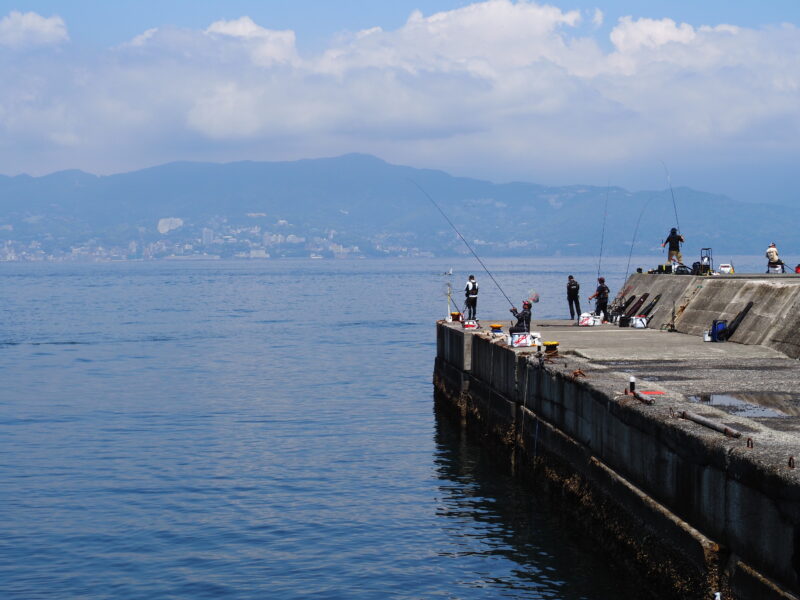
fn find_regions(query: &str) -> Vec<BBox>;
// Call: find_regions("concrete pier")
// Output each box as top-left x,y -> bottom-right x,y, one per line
433,273 -> 800,600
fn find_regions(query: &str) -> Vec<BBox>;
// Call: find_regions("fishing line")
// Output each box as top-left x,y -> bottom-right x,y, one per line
660,161 -> 682,233
440,282 -> 461,314
410,179 -> 515,308
624,195 -> 654,282
597,181 -> 610,279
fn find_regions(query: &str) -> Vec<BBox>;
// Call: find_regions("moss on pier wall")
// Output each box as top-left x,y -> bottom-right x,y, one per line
434,362 -> 712,599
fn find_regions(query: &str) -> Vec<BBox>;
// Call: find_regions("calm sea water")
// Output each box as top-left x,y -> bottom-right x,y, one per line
0,255 -> 763,599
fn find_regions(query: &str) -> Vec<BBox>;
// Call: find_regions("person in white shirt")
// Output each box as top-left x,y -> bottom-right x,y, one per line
766,243 -> 784,273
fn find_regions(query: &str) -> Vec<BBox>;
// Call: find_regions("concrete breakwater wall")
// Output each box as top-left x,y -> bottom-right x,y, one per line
623,273 -> 800,358
434,318 -> 800,600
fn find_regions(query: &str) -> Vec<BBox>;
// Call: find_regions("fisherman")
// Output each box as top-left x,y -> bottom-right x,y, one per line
509,300 -> 532,333
661,227 -> 685,264
766,243 -> 785,273
464,275 -> 479,320
566,275 -> 581,320
588,277 -> 610,323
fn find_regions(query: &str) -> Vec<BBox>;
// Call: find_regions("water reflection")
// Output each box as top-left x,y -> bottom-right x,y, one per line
1,257 -> 671,599
689,392 -> 798,418
431,405 -> 641,599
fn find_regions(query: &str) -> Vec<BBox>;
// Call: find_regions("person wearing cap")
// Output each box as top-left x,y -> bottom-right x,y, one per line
588,277 -> 610,323
661,228 -> 684,264
766,243 -> 785,273
464,275 -> 479,319
509,300 -> 532,333
566,275 -> 581,320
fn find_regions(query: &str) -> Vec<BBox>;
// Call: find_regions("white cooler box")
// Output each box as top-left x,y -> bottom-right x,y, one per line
578,312 -> 601,327
509,331 -> 541,347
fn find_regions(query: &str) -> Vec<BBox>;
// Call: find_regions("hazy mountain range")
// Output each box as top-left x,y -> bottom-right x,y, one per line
0,153 -> 795,261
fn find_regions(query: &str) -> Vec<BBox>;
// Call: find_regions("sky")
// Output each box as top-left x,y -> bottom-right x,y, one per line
1,0 -> 800,205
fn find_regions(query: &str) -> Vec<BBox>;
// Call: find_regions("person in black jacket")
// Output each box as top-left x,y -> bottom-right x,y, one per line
464,275 -> 478,320
509,300 -> 532,333
588,277 -> 610,322
661,228 -> 684,264
566,275 -> 581,319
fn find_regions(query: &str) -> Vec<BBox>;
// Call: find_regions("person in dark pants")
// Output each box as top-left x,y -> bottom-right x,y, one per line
464,275 -> 478,320
509,300 -> 532,333
566,275 -> 581,319
588,277 -> 610,322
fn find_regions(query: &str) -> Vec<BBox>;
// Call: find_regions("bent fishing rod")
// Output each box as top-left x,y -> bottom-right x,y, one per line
410,179 -> 516,309
624,195 -> 654,282
597,181 -> 610,279
660,161 -> 682,234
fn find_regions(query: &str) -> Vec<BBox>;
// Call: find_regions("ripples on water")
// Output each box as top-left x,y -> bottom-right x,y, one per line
3,256 -> 761,599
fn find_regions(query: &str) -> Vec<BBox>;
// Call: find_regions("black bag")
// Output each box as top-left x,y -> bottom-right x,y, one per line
691,261 -> 702,275
675,265 -> 692,275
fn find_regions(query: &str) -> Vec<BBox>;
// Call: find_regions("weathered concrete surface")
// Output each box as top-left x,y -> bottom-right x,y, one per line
537,321 -> 786,361
434,318 -> 800,600
618,273 -> 699,330
622,273 -> 800,358
437,318 -> 473,371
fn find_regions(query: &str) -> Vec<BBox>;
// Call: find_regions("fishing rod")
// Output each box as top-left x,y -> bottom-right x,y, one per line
660,161 -> 682,233
624,195 -> 654,282
410,179 -> 515,308
442,282 -> 466,315
596,181 -> 610,279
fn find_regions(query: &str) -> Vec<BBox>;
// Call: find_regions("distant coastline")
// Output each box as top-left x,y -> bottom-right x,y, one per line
2,155 -> 797,263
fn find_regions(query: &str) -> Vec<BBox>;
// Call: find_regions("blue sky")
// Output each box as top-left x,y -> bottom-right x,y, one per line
2,0 -> 800,204
6,1 -> 800,48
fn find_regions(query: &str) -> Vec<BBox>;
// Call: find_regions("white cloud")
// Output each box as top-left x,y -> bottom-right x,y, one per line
316,0 -> 583,76
186,82 -> 267,138
0,10 -> 68,48
205,16 -> 298,66
0,1 -> 799,202
610,16 -> 695,53
129,28 -> 158,47
592,8 -> 603,27
206,16 -> 269,39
